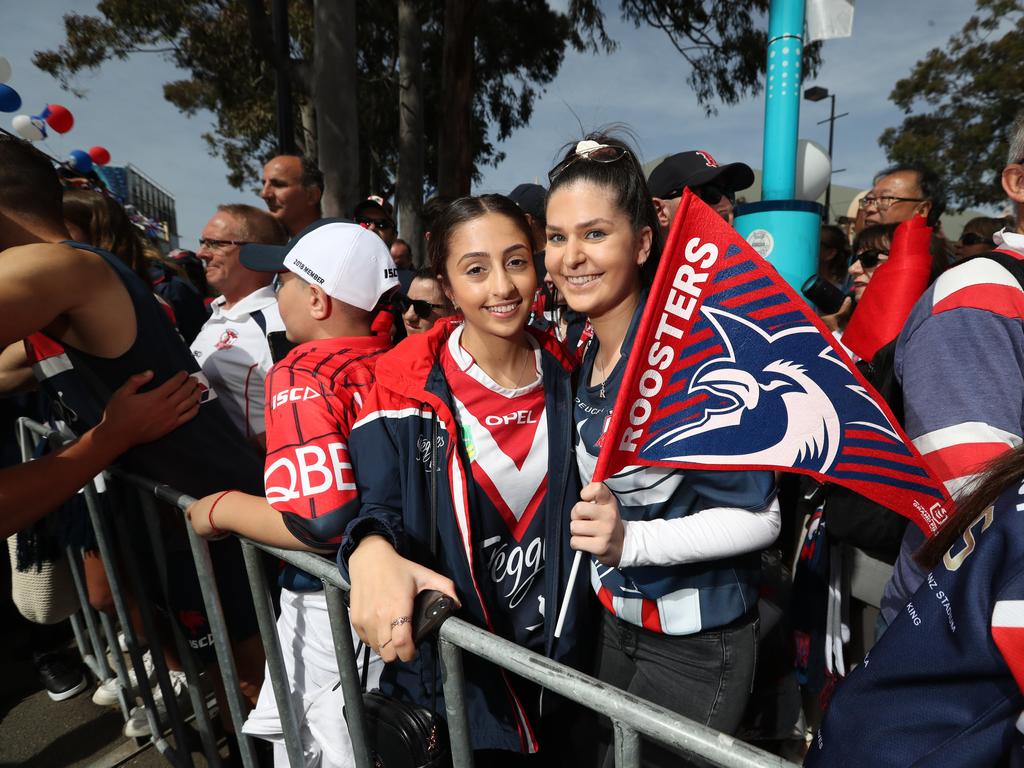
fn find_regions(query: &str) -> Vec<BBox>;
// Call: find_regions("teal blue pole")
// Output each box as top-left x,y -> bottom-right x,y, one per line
734,0 -> 821,293
761,0 -> 806,200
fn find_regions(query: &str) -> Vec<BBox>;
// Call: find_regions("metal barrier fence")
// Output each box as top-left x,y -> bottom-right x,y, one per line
16,417 -> 789,768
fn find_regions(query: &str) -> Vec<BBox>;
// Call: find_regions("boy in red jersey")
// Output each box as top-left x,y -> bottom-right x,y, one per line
187,219 -> 398,767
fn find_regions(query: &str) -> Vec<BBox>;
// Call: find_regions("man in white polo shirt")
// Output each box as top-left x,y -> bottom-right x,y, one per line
191,204 -> 288,449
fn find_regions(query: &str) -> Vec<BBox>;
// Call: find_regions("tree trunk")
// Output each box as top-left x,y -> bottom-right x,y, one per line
397,0 -> 425,263
313,0 -> 359,218
437,0 -> 478,198
298,99 -> 318,163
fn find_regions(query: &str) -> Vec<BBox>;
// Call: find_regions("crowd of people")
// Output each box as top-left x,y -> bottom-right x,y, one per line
1,110 -> 1023,768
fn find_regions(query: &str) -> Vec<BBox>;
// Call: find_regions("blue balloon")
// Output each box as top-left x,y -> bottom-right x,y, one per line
68,149 -> 94,173
0,84 -> 21,113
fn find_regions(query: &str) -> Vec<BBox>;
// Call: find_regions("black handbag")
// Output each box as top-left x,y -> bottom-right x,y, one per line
347,414 -> 452,768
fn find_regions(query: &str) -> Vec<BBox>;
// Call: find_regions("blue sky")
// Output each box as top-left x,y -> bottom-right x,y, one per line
2,1 -> 977,248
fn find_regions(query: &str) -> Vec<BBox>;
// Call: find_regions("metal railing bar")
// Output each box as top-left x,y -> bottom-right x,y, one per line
65,544 -> 113,682
436,617 -> 787,768
132,489 -> 199,765
104,487 -> 193,767
136,489 -> 224,767
438,638 -> 475,768
613,720 -> 641,768
179,523 -> 260,768
80,478 -> 155,728
17,417 -> 789,768
238,541 -> 306,768
98,608 -> 135,719
322,582 -> 372,768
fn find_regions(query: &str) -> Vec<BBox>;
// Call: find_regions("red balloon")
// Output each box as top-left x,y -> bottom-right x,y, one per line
88,146 -> 111,165
44,104 -> 74,133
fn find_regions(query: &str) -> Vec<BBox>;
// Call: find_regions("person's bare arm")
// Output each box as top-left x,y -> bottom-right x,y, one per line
0,244 -> 135,358
0,342 -> 35,396
0,370 -> 200,538
186,491 -> 329,552
0,244 -> 92,347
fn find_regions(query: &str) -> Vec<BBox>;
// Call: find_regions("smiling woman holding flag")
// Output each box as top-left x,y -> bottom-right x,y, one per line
544,133 -> 781,766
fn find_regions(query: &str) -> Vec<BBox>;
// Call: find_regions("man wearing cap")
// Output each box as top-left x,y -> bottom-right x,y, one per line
260,155 -> 324,237
190,204 -> 288,449
508,182 -> 548,255
187,219 -> 398,767
354,195 -> 398,248
647,151 -> 755,235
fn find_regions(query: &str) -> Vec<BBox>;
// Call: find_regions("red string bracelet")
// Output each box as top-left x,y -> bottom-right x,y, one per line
208,490 -> 237,535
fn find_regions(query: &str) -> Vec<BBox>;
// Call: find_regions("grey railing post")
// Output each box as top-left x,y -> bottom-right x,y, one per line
136,489 -> 224,767
15,418 -> 790,768
64,543 -> 113,682
323,582 -> 373,768
239,540 -> 306,768
180,522 -> 260,768
438,637 -> 474,768
613,720 -> 641,768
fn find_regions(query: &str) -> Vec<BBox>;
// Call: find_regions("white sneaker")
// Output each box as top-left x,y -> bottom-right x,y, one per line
92,677 -> 121,707
122,671 -> 190,738
107,649 -> 156,695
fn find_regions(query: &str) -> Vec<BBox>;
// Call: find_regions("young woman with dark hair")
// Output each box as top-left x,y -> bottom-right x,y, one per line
805,445 -> 1024,766
343,194 -> 595,764
544,134 -> 780,767
62,190 -> 208,344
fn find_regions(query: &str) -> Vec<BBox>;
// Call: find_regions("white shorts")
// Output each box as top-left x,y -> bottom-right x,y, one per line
243,588 -> 383,768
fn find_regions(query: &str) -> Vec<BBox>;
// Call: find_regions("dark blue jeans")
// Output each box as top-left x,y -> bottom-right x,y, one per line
596,609 -> 759,768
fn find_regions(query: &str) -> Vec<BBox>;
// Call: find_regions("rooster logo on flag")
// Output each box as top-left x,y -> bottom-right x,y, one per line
554,189 -> 954,638
591,189 -> 953,537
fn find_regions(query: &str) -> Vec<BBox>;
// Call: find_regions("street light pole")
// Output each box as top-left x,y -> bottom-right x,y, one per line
803,86 -> 848,223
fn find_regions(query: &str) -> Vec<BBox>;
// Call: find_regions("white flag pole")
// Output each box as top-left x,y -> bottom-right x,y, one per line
554,550 -> 583,638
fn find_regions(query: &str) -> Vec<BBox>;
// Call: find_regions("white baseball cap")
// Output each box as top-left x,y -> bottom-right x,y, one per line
241,218 -> 400,311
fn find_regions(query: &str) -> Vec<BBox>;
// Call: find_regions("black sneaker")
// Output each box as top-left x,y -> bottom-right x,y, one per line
33,651 -> 88,702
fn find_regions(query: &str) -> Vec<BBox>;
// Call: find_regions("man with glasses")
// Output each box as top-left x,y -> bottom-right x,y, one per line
807,115 -> 1024,765
873,117 -> 1024,642
260,155 -> 323,237
354,195 -> 398,248
647,150 -> 755,235
191,204 -> 288,448
860,162 -> 946,228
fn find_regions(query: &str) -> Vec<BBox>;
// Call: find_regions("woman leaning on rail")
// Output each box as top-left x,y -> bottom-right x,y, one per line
342,193 -> 598,766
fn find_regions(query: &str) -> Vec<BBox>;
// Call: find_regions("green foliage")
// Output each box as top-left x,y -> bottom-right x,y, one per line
616,0 -> 821,114
879,0 -> 1024,210
34,0 -> 824,190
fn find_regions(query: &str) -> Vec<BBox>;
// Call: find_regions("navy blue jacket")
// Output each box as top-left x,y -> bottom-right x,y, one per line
341,319 -> 596,753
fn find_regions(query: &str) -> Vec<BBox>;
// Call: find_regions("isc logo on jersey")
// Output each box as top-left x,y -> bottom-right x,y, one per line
264,441 -> 356,503
272,386 -> 321,409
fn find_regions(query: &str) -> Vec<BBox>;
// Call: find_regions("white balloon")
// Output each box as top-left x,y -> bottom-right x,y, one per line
795,139 -> 832,202
12,114 -> 45,141
0,57 -> 10,85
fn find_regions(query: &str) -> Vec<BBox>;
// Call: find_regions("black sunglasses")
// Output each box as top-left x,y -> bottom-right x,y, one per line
357,216 -> 394,230
851,248 -> 887,269
395,293 -> 445,319
663,184 -> 734,207
959,232 -> 994,247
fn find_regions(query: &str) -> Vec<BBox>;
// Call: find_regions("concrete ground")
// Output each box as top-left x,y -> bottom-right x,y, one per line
0,554 -> 225,767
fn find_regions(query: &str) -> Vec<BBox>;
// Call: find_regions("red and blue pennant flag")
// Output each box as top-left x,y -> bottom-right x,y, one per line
592,189 -> 953,536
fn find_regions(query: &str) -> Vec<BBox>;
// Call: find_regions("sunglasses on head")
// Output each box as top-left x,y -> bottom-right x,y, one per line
548,140 -> 629,183
851,248 -> 887,269
395,293 -> 445,320
959,232 -> 994,247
